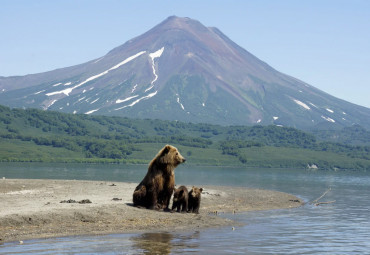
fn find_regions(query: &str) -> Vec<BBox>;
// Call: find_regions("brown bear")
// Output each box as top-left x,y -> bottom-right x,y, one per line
188,186 -> 203,214
133,144 -> 186,210
171,185 -> 188,213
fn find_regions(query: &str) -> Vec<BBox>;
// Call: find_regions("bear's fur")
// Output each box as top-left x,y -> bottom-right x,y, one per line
133,145 -> 186,210
132,185 -> 147,207
188,186 -> 203,214
171,185 -> 188,213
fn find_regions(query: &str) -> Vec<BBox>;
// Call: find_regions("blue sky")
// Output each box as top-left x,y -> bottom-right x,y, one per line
1,0 -> 369,108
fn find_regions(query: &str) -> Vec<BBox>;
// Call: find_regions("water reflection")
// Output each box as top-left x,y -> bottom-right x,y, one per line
131,232 -> 173,254
129,231 -> 201,254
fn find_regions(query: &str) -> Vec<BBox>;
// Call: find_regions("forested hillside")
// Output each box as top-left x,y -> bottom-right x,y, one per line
0,105 -> 369,170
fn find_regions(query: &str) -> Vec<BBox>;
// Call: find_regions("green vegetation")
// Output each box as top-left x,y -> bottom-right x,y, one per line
312,124 -> 370,146
0,105 -> 369,170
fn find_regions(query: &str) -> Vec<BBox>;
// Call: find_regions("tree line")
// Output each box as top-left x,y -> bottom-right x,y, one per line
0,105 -> 369,166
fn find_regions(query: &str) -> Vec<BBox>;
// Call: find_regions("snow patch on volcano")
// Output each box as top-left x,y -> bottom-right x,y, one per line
321,115 -> 335,123
145,47 -> 164,92
114,91 -> 158,111
46,51 -> 146,97
176,94 -> 185,110
116,95 -> 139,104
293,99 -> 310,110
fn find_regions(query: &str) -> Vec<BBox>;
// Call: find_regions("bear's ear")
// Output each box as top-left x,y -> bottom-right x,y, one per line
161,145 -> 171,156
199,188 -> 203,192
158,145 -> 172,164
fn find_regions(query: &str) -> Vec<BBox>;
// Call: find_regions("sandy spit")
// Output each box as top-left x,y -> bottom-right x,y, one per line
0,179 -> 303,243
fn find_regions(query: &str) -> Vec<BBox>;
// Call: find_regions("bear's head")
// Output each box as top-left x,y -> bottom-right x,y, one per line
189,186 -> 203,199
173,186 -> 187,203
157,144 -> 186,166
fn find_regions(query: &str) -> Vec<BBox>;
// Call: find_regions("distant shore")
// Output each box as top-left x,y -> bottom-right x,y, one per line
0,179 -> 303,243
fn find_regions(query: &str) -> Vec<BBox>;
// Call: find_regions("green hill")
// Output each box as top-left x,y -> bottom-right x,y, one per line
0,105 -> 369,170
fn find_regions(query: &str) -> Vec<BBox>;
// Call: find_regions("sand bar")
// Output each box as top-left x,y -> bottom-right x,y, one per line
0,179 -> 303,243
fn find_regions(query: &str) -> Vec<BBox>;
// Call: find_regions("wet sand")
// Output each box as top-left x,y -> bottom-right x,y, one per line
0,179 -> 303,243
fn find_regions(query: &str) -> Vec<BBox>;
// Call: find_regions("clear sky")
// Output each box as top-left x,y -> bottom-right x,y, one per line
1,0 -> 369,108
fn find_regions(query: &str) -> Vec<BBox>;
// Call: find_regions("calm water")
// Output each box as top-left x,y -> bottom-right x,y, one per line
1,163 -> 370,254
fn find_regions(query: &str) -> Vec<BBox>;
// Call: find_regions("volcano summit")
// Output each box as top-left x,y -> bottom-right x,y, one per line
1,16 -> 369,129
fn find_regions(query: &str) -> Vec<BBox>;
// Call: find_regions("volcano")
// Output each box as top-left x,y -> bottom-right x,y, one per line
1,16 -> 369,129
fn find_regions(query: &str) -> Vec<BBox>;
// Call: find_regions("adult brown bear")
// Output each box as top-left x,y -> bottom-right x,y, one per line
133,145 -> 186,210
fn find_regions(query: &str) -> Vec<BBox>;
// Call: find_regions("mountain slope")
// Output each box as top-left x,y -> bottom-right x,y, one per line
1,16 -> 369,129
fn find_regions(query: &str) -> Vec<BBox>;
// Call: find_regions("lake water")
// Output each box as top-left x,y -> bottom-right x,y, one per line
1,163 -> 369,254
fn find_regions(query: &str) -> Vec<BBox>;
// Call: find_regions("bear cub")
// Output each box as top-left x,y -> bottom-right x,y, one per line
171,186 -> 189,213
188,186 -> 203,214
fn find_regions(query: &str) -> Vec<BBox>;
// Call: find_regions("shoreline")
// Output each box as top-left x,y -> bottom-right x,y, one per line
0,179 -> 303,243
0,161 -> 320,171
